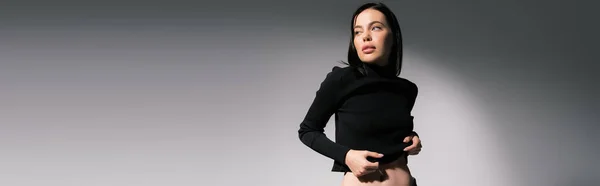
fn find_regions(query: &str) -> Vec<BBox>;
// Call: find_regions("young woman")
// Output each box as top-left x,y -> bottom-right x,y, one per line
298,2 -> 422,186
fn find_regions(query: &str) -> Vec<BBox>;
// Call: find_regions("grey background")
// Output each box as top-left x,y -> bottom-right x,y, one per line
1,0 -> 598,186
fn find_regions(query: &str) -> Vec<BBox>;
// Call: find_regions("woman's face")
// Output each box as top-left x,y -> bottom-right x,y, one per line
353,8 -> 393,66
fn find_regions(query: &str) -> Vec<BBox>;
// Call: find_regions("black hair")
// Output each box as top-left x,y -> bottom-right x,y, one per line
340,2 -> 403,77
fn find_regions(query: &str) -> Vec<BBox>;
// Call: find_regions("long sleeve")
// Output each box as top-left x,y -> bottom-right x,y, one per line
405,79 -> 418,112
405,79 -> 419,138
411,131 -> 419,137
298,67 -> 351,164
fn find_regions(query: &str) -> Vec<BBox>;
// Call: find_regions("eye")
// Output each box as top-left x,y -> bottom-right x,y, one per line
354,30 -> 362,35
372,26 -> 382,31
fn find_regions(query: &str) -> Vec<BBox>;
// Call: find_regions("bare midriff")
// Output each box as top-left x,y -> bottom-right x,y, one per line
341,157 -> 412,186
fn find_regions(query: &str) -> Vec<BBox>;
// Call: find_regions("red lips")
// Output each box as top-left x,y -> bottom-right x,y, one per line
362,45 -> 376,54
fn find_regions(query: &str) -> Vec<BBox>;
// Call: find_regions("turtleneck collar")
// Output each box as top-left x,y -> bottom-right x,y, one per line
362,63 -> 397,78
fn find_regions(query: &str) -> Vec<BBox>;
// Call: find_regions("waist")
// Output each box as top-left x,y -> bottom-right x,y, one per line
367,150 -> 408,164
332,152 -> 409,172
335,133 -> 414,157
341,157 -> 412,186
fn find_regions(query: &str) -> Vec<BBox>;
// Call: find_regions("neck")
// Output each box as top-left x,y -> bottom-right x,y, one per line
364,62 -> 395,78
372,59 -> 388,67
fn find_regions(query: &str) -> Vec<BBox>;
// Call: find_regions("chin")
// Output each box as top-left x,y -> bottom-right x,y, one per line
359,56 -> 382,64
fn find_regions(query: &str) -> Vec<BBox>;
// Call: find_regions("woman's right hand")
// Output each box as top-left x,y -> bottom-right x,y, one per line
344,149 -> 384,177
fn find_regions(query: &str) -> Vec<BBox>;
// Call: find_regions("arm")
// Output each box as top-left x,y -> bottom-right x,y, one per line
403,80 -> 421,151
411,131 -> 419,137
407,80 -> 419,137
298,67 -> 351,164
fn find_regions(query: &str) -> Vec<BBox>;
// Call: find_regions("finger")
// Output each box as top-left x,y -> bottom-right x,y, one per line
403,136 -> 411,143
404,143 -> 417,151
408,150 -> 418,155
409,148 -> 422,155
365,151 -> 384,158
355,171 -> 363,177
362,163 -> 379,174
359,168 -> 376,175
412,136 -> 421,144
404,136 -> 421,151
365,161 -> 379,169
364,168 -> 377,174
360,169 -> 375,177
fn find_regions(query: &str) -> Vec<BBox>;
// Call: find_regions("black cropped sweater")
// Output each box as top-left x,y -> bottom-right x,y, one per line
298,64 -> 418,172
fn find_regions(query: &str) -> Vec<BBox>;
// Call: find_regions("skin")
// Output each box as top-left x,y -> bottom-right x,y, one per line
352,8 -> 394,67
341,8 -> 423,186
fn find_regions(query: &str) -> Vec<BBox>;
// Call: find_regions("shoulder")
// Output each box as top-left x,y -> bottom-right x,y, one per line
313,65 -> 361,94
321,66 -> 360,85
329,65 -> 358,78
395,77 -> 419,96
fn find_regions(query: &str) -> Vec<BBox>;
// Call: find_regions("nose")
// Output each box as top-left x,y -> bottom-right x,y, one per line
362,33 -> 372,42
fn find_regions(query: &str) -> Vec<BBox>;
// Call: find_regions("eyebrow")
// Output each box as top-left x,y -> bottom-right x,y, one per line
354,21 -> 385,29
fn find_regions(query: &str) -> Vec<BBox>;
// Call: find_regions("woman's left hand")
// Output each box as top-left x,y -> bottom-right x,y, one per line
403,134 -> 422,155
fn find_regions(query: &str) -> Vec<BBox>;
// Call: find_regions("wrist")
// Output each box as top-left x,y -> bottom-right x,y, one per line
344,149 -> 353,164
411,131 -> 419,137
